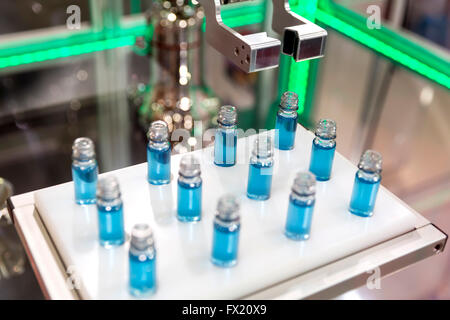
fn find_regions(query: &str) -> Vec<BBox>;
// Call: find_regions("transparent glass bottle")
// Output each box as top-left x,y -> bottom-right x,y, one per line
147,120 -> 171,185
275,91 -> 299,150
129,224 -> 157,297
96,176 -> 125,247
309,119 -> 337,181
285,172 -> 316,240
71,137 -> 98,205
211,194 -> 240,267
247,136 -> 274,200
349,150 -> 383,217
214,105 -> 237,167
177,155 -> 202,222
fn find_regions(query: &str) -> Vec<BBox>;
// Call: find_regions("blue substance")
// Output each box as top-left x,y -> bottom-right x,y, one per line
147,145 -> 171,185
211,223 -> 240,267
177,181 -> 202,222
275,113 -> 297,150
349,174 -> 380,217
129,251 -> 156,297
97,203 -> 125,247
72,163 -> 98,205
309,142 -> 336,181
284,197 -> 315,240
247,162 -> 273,200
214,129 -> 237,167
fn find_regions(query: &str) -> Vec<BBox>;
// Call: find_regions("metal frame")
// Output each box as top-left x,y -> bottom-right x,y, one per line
8,191 -> 447,300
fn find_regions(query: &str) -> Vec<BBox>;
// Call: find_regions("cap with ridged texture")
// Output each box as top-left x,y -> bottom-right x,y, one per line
72,137 -> 95,161
358,150 -> 383,173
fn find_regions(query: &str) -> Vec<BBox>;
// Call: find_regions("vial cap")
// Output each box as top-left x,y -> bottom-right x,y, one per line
72,137 -> 95,161
280,91 -> 299,111
130,224 -> 154,250
252,135 -> 273,158
315,119 -> 336,139
216,194 -> 240,221
217,105 -> 237,126
292,172 -> 316,196
179,154 -> 201,177
96,176 -> 121,200
147,120 -> 169,142
358,150 -> 383,173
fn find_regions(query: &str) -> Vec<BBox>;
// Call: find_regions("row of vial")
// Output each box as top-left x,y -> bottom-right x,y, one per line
71,91 -> 383,297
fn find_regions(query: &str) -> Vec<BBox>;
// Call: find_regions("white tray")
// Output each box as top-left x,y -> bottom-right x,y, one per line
34,125 -> 417,299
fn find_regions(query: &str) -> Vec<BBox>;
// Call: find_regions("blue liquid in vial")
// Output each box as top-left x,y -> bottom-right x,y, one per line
97,203 -> 125,247
247,162 -> 273,200
211,223 -> 240,267
284,197 -> 315,240
147,145 -> 171,185
214,129 -> 237,167
349,174 -> 380,217
72,163 -> 98,205
177,180 -> 202,222
129,251 -> 156,297
309,142 -> 336,181
275,113 -> 297,150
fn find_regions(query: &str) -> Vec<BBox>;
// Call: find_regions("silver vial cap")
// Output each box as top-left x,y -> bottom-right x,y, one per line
358,150 -> 383,173
280,91 -> 299,111
315,119 -> 336,140
252,135 -> 273,158
179,154 -> 201,177
72,137 -> 95,161
130,224 -> 154,250
292,172 -> 316,196
217,105 -> 237,126
147,120 -> 169,142
216,194 -> 240,221
96,176 -> 121,201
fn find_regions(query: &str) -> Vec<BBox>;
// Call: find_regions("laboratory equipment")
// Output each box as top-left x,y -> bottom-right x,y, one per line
71,138 -> 98,205
284,171 -> 316,240
349,150 -> 382,217
96,176 -> 125,247
247,135 -> 274,200
147,121 -> 171,185
129,224 -> 157,297
309,119 -> 336,181
275,91 -> 299,150
8,125 -> 447,299
214,105 -> 238,167
211,194 -> 241,267
177,155 -> 202,222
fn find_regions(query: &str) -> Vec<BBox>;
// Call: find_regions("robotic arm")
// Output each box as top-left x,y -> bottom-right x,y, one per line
198,0 -> 327,73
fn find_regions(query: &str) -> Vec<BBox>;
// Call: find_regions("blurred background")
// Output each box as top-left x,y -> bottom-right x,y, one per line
0,0 -> 448,299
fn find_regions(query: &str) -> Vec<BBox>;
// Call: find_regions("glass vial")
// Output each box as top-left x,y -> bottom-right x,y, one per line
275,91 -> 299,150
211,194 -> 240,267
96,176 -> 125,247
247,136 -> 274,200
72,137 -> 98,205
177,155 -> 202,222
349,150 -> 382,217
285,172 -> 316,240
214,105 -> 237,167
147,120 -> 171,185
309,119 -> 337,181
129,224 -> 157,297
